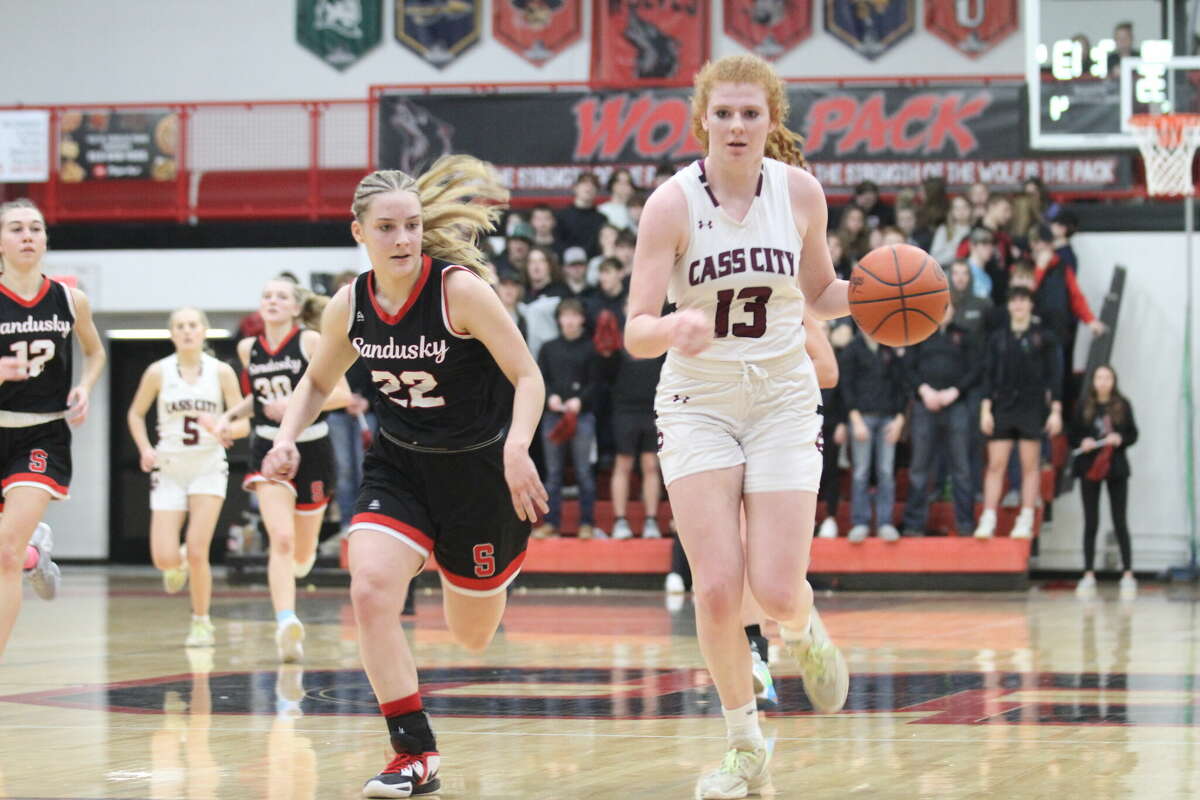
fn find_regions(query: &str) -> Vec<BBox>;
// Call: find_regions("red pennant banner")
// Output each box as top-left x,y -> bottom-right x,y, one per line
590,0 -> 710,85
494,0 -> 583,66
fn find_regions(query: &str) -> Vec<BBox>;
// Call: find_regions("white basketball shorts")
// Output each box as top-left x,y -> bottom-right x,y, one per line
150,448 -> 229,511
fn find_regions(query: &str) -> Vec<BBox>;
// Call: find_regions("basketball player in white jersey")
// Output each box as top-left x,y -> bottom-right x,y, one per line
0,199 -> 106,660
626,54 -> 852,797
127,307 -> 246,647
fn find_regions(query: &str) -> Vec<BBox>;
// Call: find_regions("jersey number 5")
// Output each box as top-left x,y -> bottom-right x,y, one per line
714,287 -> 771,339
9,340 -> 56,377
371,370 -> 445,409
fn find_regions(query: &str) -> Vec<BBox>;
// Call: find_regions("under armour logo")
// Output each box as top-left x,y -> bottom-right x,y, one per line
698,220 -> 712,229
672,394 -> 690,403
368,499 -> 381,510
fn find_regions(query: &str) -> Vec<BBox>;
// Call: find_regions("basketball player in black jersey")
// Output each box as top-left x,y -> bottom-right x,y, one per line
217,278 -> 349,663
0,199 -> 106,659
260,156 -> 546,799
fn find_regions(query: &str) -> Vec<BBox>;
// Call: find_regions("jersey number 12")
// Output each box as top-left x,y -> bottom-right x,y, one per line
9,339 -> 56,377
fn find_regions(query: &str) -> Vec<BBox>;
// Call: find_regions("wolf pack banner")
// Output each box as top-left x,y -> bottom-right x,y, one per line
494,0 -> 583,66
296,0 -> 382,70
58,110 -> 178,183
825,0 -> 915,60
925,0 -> 1018,57
376,85 -> 1129,196
723,0 -> 812,60
590,0 -> 709,83
394,0 -> 481,68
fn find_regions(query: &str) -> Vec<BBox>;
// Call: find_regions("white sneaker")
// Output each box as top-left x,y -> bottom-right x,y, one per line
750,649 -> 779,710
664,572 -> 686,593
642,518 -> 662,539
1075,573 -> 1097,599
1119,574 -> 1138,600
847,524 -> 869,543
26,523 -> 60,601
276,616 -> 305,663
973,510 -> 997,539
878,524 -> 900,542
783,607 -> 849,713
696,746 -> 770,800
163,543 -> 189,594
293,551 -> 318,578
817,517 -> 839,539
1010,508 -> 1034,539
185,617 -> 215,647
612,518 -> 633,540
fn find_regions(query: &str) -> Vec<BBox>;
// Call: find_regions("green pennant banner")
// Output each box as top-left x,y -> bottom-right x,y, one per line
297,0 -> 382,71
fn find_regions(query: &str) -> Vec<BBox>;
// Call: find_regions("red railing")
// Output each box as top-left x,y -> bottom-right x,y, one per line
1,99 -> 373,224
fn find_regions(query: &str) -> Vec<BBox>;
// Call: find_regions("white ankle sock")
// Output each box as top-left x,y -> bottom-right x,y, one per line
780,616 -> 813,645
722,700 -> 764,750
192,615 -> 210,624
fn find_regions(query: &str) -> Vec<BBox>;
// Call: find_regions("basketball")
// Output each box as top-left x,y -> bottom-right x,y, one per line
848,244 -> 949,347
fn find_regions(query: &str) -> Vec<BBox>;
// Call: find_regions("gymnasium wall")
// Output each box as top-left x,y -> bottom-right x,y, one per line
0,0 -> 1022,108
40,231 -> 1200,567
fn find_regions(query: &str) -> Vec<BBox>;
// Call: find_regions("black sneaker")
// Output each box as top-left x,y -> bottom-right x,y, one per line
363,750 -> 441,798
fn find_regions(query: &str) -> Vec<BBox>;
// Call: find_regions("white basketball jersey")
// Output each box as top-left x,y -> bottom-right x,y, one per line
668,157 -> 808,365
155,353 -> 225,452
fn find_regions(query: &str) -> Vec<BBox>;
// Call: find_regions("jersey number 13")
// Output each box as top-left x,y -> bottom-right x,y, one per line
714,287 -> 771,339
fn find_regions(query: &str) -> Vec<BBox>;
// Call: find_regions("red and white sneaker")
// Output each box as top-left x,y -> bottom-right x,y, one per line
362,751 -> 441,798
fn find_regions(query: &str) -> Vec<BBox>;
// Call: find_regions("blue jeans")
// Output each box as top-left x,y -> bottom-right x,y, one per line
903,402 -> 974,532
327,409 -> 377,527
850,414 -> 897,527
540,411 -> 596,528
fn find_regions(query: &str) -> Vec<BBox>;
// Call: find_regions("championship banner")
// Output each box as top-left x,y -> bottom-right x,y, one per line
494,0 -> 583,66
296,0 -> 383,70
824,0 -> 915,60
375,84 -> 1130,195
394,0 -> 481,68
58,110 -> 178,182
723,0 -> 812,61
925,0 -> 1018,58
590,0 -> 709,84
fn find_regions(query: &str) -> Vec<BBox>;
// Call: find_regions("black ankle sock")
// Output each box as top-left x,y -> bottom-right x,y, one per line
744,625 -> 769,662
386,710 -> 438,754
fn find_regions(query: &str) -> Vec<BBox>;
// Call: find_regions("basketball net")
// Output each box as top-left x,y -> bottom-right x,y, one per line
1128,113 -> 1200,196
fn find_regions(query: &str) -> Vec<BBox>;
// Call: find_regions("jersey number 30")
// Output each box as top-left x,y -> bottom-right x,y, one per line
371,370 -> 445,408
714,287 -> 771,339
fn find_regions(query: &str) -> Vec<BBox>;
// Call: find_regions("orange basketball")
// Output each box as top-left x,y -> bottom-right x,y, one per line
848,244 -> 948,347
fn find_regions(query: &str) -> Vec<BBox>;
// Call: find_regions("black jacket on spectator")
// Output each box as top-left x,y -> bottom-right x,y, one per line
605,350 -> 664,413
903,323 -> 981,397
839,336 -> 907,416
821,381 -> 847,427
538,335 -> 602,413
1069,399 -> 1139,479
582,285 -> 627,327
556,206 -> 607,256
981,323 -> 1062,410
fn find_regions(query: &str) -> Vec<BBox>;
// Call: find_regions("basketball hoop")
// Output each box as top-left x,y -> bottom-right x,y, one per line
1128,113 -> 1200,197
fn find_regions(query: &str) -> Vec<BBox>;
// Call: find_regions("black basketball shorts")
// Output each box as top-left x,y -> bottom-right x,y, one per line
613,409 -> 658,456
349,434 -> 531,596
244,435 -> 336,515
0,419 -> 71,511
990,402 -> 1049,442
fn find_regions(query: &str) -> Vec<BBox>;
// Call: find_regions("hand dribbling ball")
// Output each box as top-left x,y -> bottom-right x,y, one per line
848,244 -> 949,347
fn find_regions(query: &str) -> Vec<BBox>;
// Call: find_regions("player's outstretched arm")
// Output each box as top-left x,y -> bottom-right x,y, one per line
790,169 -> 849,322
126,362 -> 163,472
67,288 -> 107,426
625,182 -> 710,359
443,268 -> 549,522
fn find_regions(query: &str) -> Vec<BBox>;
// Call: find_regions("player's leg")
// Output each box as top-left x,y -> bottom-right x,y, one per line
257,482 -> 305,661
639,448 -> 663,538
350,530 -> 439,798
736,506 -> 777,710
182,494 -> 224,647
149,509 -> 189,592
292,508 -> 325,579
0,487 -> 54,657
976,438 -> 1013,538
291,439 -> 334,577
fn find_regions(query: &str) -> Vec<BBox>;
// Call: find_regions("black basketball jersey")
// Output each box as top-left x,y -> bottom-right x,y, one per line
0,277 -> 75,413
247,326 -> 324,430
348,256 -> 512,452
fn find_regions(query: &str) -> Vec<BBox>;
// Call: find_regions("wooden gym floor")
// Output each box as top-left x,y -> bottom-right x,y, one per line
1,569 -> 1198,799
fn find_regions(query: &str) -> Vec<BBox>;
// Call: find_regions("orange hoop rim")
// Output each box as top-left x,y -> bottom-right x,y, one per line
1129,113 -> 1200,147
